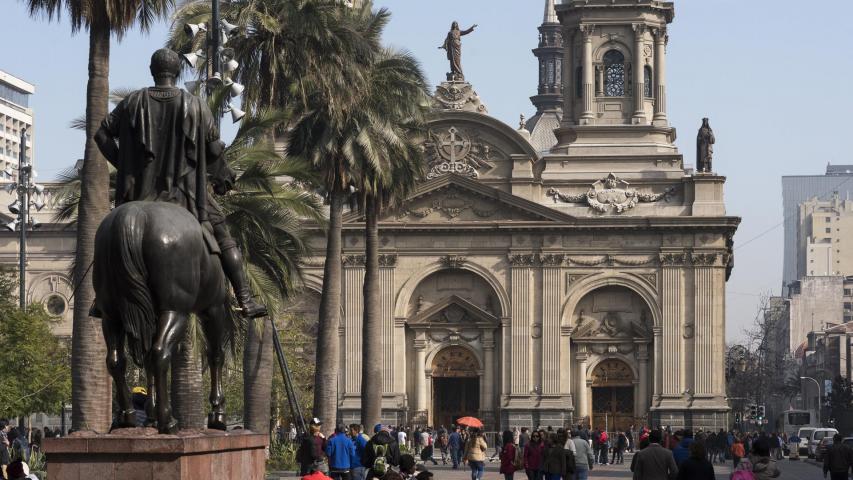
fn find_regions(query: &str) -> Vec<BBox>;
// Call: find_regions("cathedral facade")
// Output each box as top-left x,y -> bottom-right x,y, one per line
297,0 -> 739,430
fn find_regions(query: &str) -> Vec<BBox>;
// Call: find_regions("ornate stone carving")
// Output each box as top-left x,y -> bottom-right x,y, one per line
691,253 -> 719,266
539,254 -> 566,266
659,252 -> 687,266
423,127 -> 494,181
639,273 -> 658,286
342,254 -> 366,266
432,82 -> 488,113
531,323 -> 542,339
548,173 -> 677,214
396,191 -> 498,220
508,254 -> 537,267
379,254 -> 398,267
683,323 -> 694,339
440,255 -> 467,269
568,273 -> 595,287
567,256 -> 607,266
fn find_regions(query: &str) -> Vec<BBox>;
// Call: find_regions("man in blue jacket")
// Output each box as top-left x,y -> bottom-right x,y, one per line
448,426 -> 463,469
349,424 -> 369,480
672,429 -> 695,467
326,424 -> 357,480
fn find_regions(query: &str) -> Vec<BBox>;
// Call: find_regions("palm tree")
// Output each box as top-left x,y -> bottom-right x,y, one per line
355,50 -> 429,430
23,0 -> 174,433
169,0 -> 388,431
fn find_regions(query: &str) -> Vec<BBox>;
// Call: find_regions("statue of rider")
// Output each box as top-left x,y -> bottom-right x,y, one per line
92,48 -> 267,318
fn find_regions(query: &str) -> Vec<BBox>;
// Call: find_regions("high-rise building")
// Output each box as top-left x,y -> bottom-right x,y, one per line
0,70 -> 35,178
782,166 -> 853,292
797,194 -> 853,278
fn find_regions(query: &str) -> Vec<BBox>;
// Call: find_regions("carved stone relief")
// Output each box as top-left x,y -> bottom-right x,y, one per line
548,173 -> 677,214
423,126 -> 495,180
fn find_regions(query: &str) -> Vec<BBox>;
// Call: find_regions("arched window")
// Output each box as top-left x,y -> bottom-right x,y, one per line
603,50 -> 625,97
576,66 -> 583,98
644,66 -> 653,98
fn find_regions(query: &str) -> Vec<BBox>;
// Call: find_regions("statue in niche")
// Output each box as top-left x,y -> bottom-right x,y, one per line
696,117 -> 716,173
440,21 -> 477,81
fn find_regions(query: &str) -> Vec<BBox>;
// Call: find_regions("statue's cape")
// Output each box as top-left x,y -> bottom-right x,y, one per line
111,88 -> 212,222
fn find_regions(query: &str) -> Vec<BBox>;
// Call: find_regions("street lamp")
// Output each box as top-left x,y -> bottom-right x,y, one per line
3,128 -> 45,311
800,376 -> 822,423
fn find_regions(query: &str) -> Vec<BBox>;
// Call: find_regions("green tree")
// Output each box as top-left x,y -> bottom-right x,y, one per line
22,0 -> 175,432
354,49 -> 429,429
0,269 -> 72,419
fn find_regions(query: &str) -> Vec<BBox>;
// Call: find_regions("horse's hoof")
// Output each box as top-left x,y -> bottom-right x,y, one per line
208,412 -> 227,431
159,418 -> 179,434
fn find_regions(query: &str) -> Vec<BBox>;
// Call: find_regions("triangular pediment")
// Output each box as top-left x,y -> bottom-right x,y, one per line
344,175 -> 575,224
408,295 -> 498,327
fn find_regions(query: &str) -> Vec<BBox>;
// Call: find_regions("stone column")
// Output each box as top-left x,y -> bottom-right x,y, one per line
638,344 -> 650,415
632,24 -> 647,123
560,326 -> 573,406
483,332 -> 496,419
576,350 -> 589,424
659,253 -> 684,400
380,255 -> 396,394
652,27 -> 668,123
414,337 -> 428,414
595,65 -> 604,97
692,253 -> 715,397
562,27 -> 575,123
653,326 -> 663,403
541,256 -> 563,395
580,25 -> 595,122
509,254 -> 535,395
343,256 -> 366,396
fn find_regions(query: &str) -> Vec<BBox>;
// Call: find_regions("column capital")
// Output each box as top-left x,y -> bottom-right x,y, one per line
632,23 -> 648,36
580,24 -> 596,38
652,26 -> 668,42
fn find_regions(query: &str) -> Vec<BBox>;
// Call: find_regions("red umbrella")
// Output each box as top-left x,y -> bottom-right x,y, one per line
456,416 -> 484,428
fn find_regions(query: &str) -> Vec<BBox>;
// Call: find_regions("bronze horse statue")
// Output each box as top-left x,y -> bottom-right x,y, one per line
94,201 -> 237,433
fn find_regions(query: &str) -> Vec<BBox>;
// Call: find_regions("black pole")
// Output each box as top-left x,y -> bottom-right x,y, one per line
269,315 -> 307,435
210,0 -> 222,131
18,128 -> 28,311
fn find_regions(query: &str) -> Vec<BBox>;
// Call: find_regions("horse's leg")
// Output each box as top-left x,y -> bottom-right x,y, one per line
151,310 -> 188,434
201,303 -> 228,431
103,316 -> 135,428
142,365 -> 156,427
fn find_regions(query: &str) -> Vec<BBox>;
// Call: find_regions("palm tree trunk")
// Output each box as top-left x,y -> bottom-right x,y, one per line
244,316 -> 274,434
315,190 -> 344,431
71,17 -> 112,433
171,330 -> 205,429
361,195 -> 382,429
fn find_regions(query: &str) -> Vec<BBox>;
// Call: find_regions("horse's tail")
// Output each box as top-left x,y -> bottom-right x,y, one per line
107,205 -> 156,366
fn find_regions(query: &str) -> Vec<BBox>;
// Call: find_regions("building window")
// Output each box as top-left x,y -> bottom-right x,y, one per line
644,66 -> 653,97
603,50 -> 625,97
576,67 -> 583,98
826,228 -> 832,233
827,217 -> 832,222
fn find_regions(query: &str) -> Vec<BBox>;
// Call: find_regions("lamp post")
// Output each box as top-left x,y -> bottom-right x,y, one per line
800,376 -> 822,423
4,128 -> 44,311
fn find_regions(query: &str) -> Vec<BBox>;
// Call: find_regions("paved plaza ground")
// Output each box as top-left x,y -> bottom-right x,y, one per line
268,454 -> 828,480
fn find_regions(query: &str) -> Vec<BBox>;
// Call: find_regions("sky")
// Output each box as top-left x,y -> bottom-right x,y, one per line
3,0 -> 853,342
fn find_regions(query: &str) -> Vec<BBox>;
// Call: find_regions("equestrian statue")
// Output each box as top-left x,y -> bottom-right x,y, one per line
91,48 -> 267,434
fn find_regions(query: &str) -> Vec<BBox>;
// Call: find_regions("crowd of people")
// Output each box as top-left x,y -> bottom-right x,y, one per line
0,419 -> 56,480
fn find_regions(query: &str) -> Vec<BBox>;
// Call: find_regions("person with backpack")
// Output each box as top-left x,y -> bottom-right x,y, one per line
597,429 -> 610,465
349,425 -> 369,480
731,437 -> 746,470
464,428 -> 488,480
299,419 -> 328,476
612,430 -> 628,464
499,430 -> 518,480
364,424 -> 401,480
420,428 -> 437,465
541,431 -> 575,480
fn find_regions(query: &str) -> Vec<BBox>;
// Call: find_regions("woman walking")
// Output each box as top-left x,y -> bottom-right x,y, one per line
677,442 -> 715,480
500,430 -> 518,480
542,431 -> 576,480
465,428 -> 488,480
523,430 -> 545,480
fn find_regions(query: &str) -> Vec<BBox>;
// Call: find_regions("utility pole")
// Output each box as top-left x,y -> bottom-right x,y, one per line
18,128 -> 29,310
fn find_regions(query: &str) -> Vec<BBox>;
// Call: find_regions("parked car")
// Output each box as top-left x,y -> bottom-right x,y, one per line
816,436 -> 834,461
798,427 -> 816,456
808,428 -> 839,458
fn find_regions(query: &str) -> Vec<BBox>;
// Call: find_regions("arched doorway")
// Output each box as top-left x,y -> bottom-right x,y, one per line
431,346 -> 480,428
590,359 -> 635,431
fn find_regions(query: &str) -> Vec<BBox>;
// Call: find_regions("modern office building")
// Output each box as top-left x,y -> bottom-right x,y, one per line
0,70 -> 35,178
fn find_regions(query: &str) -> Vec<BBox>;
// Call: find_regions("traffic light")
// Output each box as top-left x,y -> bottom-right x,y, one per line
758,405 -> 766,420
735,412 -> 742,424
749,404 -> 758,419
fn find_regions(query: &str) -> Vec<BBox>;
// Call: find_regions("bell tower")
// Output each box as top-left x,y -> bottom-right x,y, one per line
551,0 -> 676,159
526,0 -> 565,152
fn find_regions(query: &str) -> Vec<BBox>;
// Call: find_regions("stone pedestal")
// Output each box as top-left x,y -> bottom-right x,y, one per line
43,429 -> 268,480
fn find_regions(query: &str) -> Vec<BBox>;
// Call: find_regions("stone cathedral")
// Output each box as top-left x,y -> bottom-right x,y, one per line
295,0 -> 740,430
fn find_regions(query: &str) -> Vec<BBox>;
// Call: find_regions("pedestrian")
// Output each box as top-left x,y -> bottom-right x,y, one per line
5,459 -> 35,480
519,427 -> 530,452
627,425 -> 635,453
349,425 -> 368,480
612,430 -> 627,464
499,430 -> 518,480
672,429 -> 694,467
676,441 -> 714,480
397,428 -> 407,450
298,419 -> 328,476
571,429 -> 594,480
303,460 -> 334,480
748,437 -> 780,480
523,430 -> 544,480
464,428 -> 488,480
448,427 -> 463,469
541,431 -> 575,480
437,428 -> 449,465
631,429 -> 678,480
326,424 -> 357,480
598,428 -> 609,465
731,437 -> 745,469
364,424 -> 401,480
823,433 -> 853,480
420,428 -> 437,465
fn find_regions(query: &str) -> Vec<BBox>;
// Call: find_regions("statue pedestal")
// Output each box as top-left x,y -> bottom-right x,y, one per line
43,428 -> 268,480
